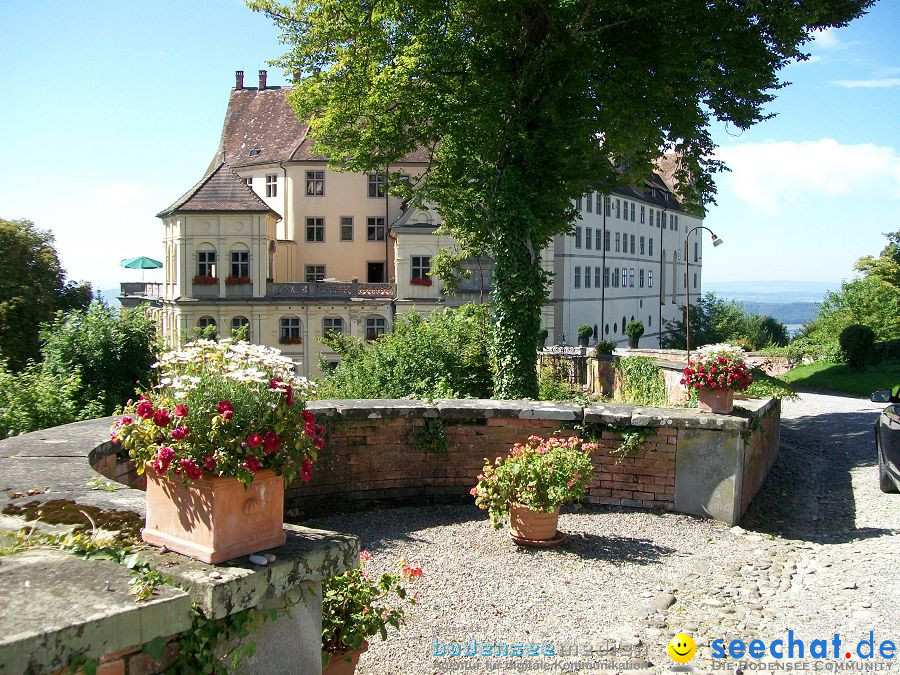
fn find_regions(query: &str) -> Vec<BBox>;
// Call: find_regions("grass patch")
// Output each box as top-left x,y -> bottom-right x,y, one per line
780,360 -> 900,397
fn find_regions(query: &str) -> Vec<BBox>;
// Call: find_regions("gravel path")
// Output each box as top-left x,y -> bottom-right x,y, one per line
305,393 -> 898,673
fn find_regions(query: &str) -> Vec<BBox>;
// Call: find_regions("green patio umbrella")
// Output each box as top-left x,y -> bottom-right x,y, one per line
120,256 -> 163,281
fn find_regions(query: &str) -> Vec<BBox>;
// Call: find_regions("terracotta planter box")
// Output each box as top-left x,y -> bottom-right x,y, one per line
509,505 -> 560,541
143,464 -> 286,564
697,387 -> 734,414
324,642 -> 368,675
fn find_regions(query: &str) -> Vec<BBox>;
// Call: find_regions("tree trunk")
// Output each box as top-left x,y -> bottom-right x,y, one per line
491,228 -> 546,399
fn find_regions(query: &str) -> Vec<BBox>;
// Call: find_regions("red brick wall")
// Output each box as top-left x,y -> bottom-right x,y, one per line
285,416 -> 678,517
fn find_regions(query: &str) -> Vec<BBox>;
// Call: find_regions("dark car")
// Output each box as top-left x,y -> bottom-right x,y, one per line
872,385 -> 900,493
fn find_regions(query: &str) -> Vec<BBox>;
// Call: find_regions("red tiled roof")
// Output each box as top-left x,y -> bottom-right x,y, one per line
210,86 -> 431,171
157,162 -> 278,218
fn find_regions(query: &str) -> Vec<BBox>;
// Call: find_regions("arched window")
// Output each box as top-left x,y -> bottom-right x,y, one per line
230,316 -> 249,339
198,316 -> 216,329
648,315 -> 653,327
613,322 -> 618,334
365,315 -> 387,340
323,316 -> 344,337
229,243 -> 250,281
605,324 -> 610,335
622,317 -> 626,334
279,316 -> 302,345
196,244 -> 217,280
593,324 -> 598,339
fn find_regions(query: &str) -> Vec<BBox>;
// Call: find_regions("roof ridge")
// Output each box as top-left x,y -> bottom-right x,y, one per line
156,162 -> 277,218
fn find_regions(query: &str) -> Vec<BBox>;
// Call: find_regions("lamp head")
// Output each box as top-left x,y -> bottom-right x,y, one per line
711,233 -> 723,247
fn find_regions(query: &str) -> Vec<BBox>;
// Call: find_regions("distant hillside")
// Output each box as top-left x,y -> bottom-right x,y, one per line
740,301 -> 820,326
705,280 -> 836,304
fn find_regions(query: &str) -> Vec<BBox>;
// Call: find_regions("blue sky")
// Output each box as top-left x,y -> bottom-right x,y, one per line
1,1 -> 898,291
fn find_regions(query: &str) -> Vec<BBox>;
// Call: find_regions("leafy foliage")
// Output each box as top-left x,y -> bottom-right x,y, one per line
0,218 -> 91,370
625,321 -> 645,339
595,341 -> 617,356
251,0 -> 871,398
41,301 -> 158,416
839,324 -> 875,370
577,324 -> 593,339
316,305 -> 493,400
472,436 -> 594,528
662,293 -> 789,350
321,553 -> 420,661
617,356 -> 667,406
537,364 -> 579,402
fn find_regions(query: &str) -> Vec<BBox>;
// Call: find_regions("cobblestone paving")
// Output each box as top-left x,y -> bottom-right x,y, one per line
307,393 -> 898,674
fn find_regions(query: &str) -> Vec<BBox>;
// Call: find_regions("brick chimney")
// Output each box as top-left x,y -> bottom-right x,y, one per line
235,70 -> 244,89
258,69 -> 267,90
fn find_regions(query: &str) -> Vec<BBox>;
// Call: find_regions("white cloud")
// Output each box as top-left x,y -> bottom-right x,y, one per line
715,138 -> 900,214
831,78 -> 900,88
812,27 -> 843,50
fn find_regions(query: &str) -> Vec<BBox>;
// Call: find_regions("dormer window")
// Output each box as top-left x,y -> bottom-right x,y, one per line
248,148 -> 261,157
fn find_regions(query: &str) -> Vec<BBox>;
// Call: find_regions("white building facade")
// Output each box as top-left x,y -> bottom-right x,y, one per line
127,70 -> 704,377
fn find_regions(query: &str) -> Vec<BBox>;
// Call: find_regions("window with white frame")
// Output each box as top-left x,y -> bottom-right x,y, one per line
574,226 -> 582,248
656,211 -> 662,228
584,266 -> 591,288
594,267 -> 602,287
586,192 -> 593,213
367,217 -> 386,241
694,241 -> 699,262
622,200 -> 627,219
340,216 -> 354,241
602,267 -> 609,288
615,232 -> 620,253
230,250 -> 249,278
365,316 -> 386,340
629,268 -> 635,287
411,255 -> 431,279
616,199 -> 621,219
305,265 -> 325,282
694,273 -> 698,289
575,196 -> 583,211
198,316 -> 216,330
323,317 -> 344,336
613,267 -> 620,288
585,227 -> 592,250
648,270 -> 654,288
306,170 -> 325,196
621,268 -> 628,287
265,174 -> 277,197
574,266 -> 581,288
280,316 -> 302,341
640,236 -> 645,255
649,208 -> 653,227
604,196 -> 611,216
649,238 -> 654,257
197,250 -> 216,278
367,173 -> 386,198
306,217 -> 325,242
670,214 -> 675,230
630,235 -> 635,254
630,202 -> 636,222
244,176 -> 253,188
230,316 -> 249,338
675,215 -> 679,230
639,269 -> 645,287
595,229 -> 602,250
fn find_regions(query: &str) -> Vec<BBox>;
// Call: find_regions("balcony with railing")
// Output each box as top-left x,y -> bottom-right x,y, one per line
266,281 -> 395,299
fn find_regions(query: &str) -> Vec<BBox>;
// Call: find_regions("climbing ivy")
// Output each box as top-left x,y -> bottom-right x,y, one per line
617,357 -> 668,406
407,417 -> 450,456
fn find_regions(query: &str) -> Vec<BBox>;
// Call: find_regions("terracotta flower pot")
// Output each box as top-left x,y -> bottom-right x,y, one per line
142,463 -> 286,564
324,642 -> 369,675
697,387 -> 734,414
509,505 -> 560,541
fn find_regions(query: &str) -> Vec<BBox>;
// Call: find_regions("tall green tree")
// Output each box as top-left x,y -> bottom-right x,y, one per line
661,292 -> 787,350
250,0 -> 872,397
0,218 -> 92,370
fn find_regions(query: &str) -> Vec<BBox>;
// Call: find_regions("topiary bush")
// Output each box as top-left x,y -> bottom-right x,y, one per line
577,324 -> 593,339
595,340 -> 617,356
839,324 -> 875,369
625,321 -> 645,339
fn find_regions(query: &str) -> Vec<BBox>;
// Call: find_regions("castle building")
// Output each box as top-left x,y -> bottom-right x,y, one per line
123,70 -> 703,377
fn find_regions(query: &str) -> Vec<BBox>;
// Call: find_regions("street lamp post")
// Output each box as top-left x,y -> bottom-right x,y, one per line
684,226 -> 723,361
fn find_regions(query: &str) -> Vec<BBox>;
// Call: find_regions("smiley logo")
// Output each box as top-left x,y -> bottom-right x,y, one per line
667,633 -> 696,663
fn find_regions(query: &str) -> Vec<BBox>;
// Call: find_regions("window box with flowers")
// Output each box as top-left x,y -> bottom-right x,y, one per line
110,339 -> 324,564
680,343 -> 754,414
279,336 -> 303,345
193,275 -> 218,285
322,551 -> 422,674
410,276 -> 433,287
225,275 -> 252,285
471,436 -> 594,546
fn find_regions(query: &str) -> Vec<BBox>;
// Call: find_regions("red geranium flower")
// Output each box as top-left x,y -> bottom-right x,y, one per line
247,432 -> 263,449
136,400 -> 154,419
153,409 -> 172,427
243,456 -> 260,473
174,404 -> 189,418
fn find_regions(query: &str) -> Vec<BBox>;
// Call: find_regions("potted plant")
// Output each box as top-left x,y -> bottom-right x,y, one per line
625,320 -> 645,349
192,274 -> 218,285
322,551 -> 422,674
111,339 -> 323,563
595,340 -> 617,360
680,343 -> 754,414
536,327 -> 549,349
576,324 -> 593,348
471,436 -> 594,545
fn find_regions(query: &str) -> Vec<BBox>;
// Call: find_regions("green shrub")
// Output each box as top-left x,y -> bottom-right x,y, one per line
577,324 -> 593,339
595,340 -> 617,356
0,362 -> 102,438
617,356 -> 667,406
625,321 -> 645,339
315,305 -> 493,400
538,365 -> 577,402
537,327 -> 549,340
839,324 -> 875,369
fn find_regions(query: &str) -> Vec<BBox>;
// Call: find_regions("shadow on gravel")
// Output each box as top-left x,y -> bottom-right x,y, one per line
741,406 -> 894,544
555,531 -> 676,565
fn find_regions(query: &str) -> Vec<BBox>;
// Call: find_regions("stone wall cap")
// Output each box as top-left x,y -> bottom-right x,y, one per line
631,405 -> 751,431
0,549 -> 192,674
140,525 -> 360,620
583,403 -> 634,425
